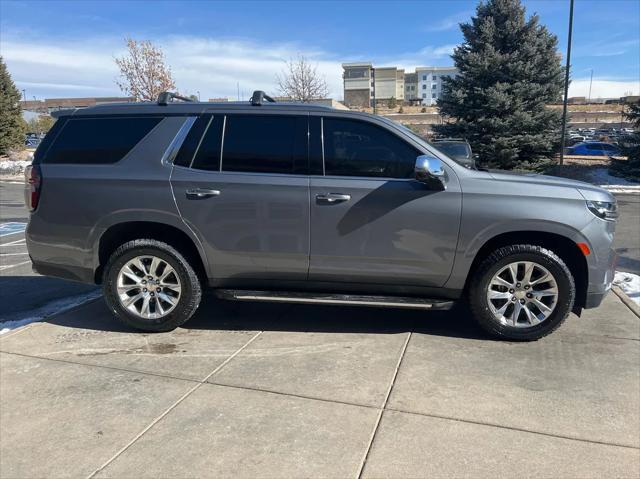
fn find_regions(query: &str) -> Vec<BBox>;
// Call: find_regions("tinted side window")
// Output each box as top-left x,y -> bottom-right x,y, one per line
222,115 -> 307,174
586,144 -> 602,151
174,116 -> 211,167
191,116 -> 224,171
323,118 -> 418,178
33,117 -> 63,164
43,117 -> 162,164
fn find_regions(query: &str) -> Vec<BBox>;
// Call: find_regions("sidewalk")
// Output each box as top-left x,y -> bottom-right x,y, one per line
1,293 -> 639,478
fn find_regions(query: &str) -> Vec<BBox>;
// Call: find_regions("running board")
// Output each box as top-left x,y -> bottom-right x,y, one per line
215,290 -> 454,310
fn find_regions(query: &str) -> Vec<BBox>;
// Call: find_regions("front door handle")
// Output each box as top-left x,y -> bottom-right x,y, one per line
186,188 -> 220,199
316,193 -> 351,204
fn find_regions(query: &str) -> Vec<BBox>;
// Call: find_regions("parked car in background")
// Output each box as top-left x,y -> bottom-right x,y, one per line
430,138 -> 476,169
567,135 -> 586,146
24,137 -> 41,148
24,91 -> 618,341
566,141 -> 621,157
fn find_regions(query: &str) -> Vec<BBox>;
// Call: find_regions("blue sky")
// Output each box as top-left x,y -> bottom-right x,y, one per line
1,0 -> 638,100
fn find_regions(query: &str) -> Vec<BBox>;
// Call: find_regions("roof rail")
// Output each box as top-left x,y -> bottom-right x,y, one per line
157,92 -> 194,106
250,90 -> 276,106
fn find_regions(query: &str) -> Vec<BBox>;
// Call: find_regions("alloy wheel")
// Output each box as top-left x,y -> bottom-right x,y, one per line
116,255 -> 182,320
486,261 -> 558,328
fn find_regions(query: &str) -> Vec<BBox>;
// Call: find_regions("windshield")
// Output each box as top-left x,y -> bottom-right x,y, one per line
378,117 -> 434,150
433,142 -> 471,159
378,117 -> 475,168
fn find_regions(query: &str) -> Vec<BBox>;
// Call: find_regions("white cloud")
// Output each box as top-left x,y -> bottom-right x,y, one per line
1,35 -> 344,100
2,34 -> 636,102
424,10 -> 473,32
569,78 -> 640,99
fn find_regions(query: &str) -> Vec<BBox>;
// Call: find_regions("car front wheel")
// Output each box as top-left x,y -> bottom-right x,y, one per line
468,244 -> 575,341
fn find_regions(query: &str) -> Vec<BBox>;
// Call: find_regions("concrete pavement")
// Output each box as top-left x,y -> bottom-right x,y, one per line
1,293 -> 638,478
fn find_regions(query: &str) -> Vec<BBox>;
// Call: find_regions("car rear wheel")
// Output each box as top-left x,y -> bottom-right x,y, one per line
468,244 -> 575,341
103,239 -> 202,332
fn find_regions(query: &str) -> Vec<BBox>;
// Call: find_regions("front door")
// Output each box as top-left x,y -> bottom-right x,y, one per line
309,117 -> 462,287
171,113 -> 310,281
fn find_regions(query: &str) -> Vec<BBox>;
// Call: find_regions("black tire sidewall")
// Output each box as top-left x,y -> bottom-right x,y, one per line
471,250 -> 574,340
103,243 -> 199,332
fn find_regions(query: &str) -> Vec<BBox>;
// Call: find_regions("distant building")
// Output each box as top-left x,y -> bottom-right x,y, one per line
342,62 -> 374,108
404,72 -> 419,103
416,67 -> 457,106
374,66 -> 405,104
20,97 -> 134,113
342,63 -> 457,107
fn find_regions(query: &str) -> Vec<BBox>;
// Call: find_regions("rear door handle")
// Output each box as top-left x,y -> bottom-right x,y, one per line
316,193 -> 351,204
186,188 -> 220,199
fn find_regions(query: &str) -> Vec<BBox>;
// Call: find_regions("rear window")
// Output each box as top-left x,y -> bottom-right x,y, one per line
42,116 -> 162,164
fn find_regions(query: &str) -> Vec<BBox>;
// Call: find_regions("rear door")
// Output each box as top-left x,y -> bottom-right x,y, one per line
308,115 -> 462,288
170,112 -> 310,281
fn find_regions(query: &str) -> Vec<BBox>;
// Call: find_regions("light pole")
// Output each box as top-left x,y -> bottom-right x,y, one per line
22,89 -> 26,102
196,90 -> 201,101
559,0 -> 574,166
587,69 -> 593,102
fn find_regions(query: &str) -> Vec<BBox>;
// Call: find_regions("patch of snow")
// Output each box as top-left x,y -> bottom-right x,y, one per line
603,187 -> 640,194
0,290 -> 101,335
0,160 -> 32,176
614,271 -> 640,306
589,167 -> 640,187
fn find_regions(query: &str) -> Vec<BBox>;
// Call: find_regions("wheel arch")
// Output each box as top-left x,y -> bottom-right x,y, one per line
464,231 -> 589,313
95,221 -> 208,284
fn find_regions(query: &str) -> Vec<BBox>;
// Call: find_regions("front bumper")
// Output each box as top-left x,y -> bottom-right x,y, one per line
585,286 -> 611,309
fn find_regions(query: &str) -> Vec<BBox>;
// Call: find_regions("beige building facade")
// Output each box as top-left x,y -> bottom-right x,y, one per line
343,63 -> 457,108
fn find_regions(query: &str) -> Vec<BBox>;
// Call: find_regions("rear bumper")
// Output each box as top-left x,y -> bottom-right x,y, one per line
31,260 -> 96,284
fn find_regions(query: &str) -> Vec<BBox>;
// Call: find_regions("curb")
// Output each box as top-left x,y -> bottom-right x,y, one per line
612,285 -> 640,319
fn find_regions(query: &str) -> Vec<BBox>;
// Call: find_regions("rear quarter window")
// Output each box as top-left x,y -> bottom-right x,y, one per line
41,116 -> 162,164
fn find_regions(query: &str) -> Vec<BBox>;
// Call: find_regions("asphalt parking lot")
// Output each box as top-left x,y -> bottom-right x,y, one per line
1,179 -> 639,477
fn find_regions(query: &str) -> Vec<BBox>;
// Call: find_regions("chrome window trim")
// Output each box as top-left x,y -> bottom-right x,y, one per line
219,115 -> 227,172
161,116 -> 197,166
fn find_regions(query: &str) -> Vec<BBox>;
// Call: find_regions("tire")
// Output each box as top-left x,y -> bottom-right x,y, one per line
103,239 -> 202,332
468,244 -> 575,341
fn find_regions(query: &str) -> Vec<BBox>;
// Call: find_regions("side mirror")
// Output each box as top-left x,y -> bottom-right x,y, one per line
415,155 -> 445,189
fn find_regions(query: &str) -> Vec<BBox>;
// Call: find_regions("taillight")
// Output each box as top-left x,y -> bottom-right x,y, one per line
25,164 -> 42,212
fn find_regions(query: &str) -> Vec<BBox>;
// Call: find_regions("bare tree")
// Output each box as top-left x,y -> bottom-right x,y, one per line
115,38 -> 176,102
276,55 -> 329,102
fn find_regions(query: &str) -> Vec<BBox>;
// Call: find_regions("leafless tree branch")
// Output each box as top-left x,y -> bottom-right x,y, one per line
276,55 -> 329,102
115,38 -> 176,102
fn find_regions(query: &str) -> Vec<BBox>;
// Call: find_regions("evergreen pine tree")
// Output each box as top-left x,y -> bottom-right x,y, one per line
610,102 -> 640,180
0,57 -> 26,155
433,0 -> 564,169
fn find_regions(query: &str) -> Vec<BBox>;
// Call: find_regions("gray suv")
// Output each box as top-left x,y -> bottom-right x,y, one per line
24,91 -> 617,340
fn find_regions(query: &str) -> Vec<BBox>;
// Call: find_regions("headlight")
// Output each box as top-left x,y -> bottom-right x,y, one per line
586,200 -> 618,221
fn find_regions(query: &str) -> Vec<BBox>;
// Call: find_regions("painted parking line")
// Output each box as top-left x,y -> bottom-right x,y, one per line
0,223 -> 27,237
0,239 -> 26,247
0,260 -> 31,271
